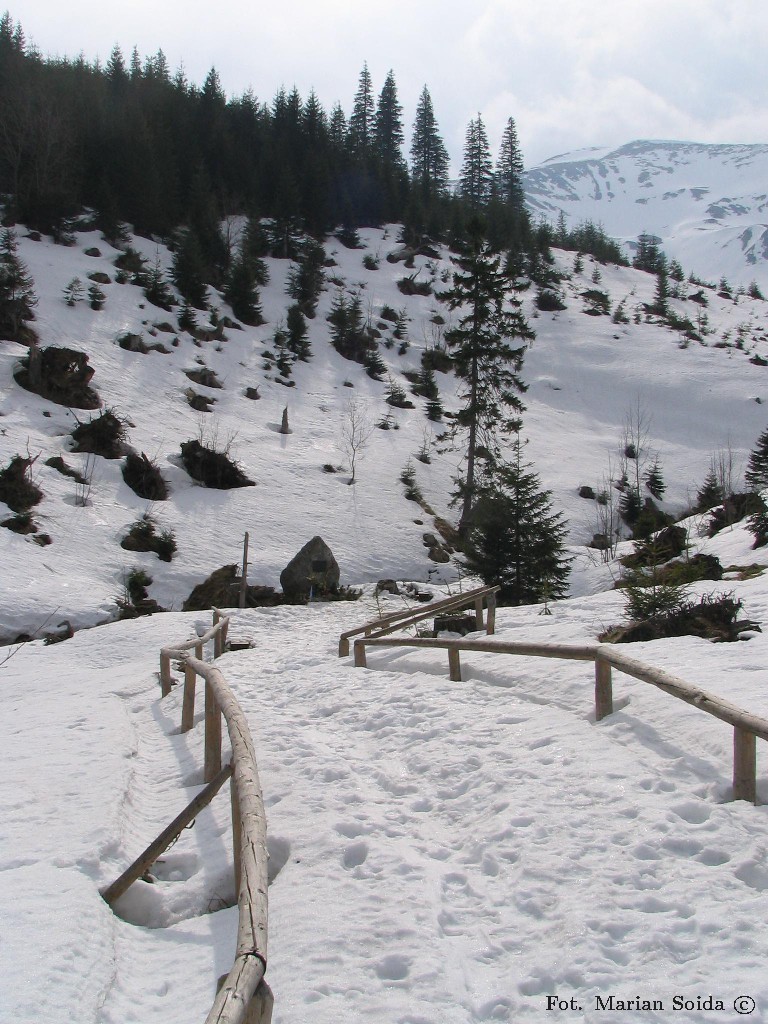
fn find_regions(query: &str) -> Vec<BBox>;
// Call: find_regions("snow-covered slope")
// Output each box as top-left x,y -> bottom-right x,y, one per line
525,140 -> 768,288
3,514 -> 768,1023
1,224 -> 768,638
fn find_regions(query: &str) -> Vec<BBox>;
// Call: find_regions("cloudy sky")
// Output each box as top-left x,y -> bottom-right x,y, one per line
8,0 -> 768,170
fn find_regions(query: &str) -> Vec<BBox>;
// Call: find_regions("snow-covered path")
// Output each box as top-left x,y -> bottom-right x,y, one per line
4,579 -> 768,1023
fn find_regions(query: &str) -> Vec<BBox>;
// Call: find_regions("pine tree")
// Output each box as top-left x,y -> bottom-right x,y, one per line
287,237 -> 325,317
409,86 -> 449,202
440,234 -> 534,533
286,303 -> 310,360
459,115 -> 493,210
696,468 -> 724,512
171,228 -> 209,309
224,247 -> 264,325
88,283 -> 106,310
0,229 -> 37,340
644,459 -> 666,499
463,437 -> 571,606
144,253 -> 175,311
495,117 -> 525,214
373,70 -> 405,168
745,427 -> 768,493
348,63 -> 375,159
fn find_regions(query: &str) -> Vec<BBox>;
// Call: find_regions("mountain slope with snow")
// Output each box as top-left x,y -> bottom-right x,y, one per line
1,224 -> 768,639
525,140 -> 768,288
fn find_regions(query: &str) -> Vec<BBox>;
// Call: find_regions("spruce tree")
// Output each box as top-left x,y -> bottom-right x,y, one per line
745,427 -> 768,493
224,249 -> 264,325
495,117 -> 525,214
286,303 -> 310,360
171,228 -> 209,310
695,469 -> 723,512
459,115 -> 493,211
409,86 -> 449,202
0,229 -> 37,341
439,232 -> 534,533
463,436 -> 571,606
348,63 -> 375,159
644,459 -> 666,499
373,70 -> 405,169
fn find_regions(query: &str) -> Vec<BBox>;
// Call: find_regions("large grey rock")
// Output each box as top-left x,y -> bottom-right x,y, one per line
280,536 -> 340,600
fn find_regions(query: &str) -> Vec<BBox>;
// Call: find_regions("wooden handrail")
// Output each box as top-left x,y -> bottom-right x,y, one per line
352,633 -> 767,804
338,584 -> 500,656
153,609 -> 271,1022
183,657 -> 269,1024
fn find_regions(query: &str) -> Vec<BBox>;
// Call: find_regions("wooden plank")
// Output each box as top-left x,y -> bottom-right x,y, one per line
102,763 -> 233,906
240,532 -> 249,610
734,728 -> 757,803
474,597 -> 484,630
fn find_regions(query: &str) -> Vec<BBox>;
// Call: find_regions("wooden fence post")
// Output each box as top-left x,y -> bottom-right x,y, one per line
205,681 -> 222,782
594,656 -> 613,721
240,531 -> 250,610
486,592 -> 496,635
181,662 -> 197,733
448,647 -> 462,682
734,727 -> 757,803
474,597 -> 484,630
160,652 -> 173,696
221,616 -> 229,653
354,640 -> 367,668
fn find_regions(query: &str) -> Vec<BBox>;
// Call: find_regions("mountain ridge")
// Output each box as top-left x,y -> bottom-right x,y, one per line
525,138 -> 768,287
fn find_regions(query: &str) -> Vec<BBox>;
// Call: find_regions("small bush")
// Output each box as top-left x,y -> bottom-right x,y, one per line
602,592 -> 745,644
122,451 -> 169,501
397,275 -> 432,297
121,513 -> 177,562
0,455 -> 43,512
536,288 -> 566,311
180,439 -> 254,489
71,410 -> 129,459
116,568 -> 164,618
185,367 -> 222,389
15,346 -> 99,409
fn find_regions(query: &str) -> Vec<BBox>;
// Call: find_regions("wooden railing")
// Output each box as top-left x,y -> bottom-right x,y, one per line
103,609 -> 272,1024
338,583 -> 500,657
350,634 -> 767,805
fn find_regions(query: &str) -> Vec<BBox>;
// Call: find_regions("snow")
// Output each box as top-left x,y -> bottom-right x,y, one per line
1,223 -> 767,639
3,213 -> 768,1020
3,518 -> 768,1021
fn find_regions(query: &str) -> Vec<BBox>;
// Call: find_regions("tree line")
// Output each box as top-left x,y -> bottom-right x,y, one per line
0,14 -> 530,255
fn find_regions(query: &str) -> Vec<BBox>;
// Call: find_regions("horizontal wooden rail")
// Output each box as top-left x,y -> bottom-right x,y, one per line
338,584 -> 500,656
352,633 -> 768,805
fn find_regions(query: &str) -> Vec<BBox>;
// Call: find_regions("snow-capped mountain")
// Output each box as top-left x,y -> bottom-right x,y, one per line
525,140 -> 768,288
